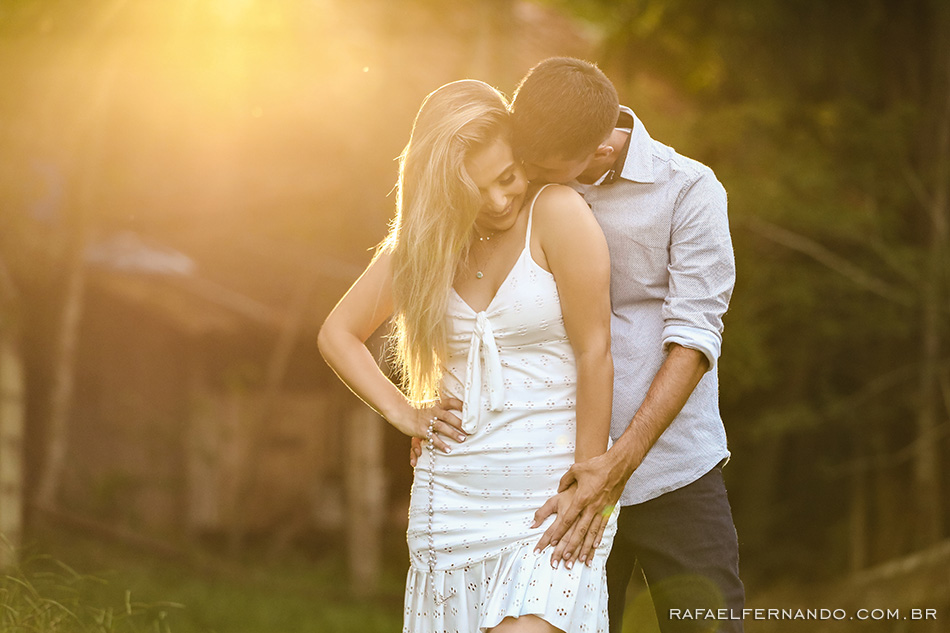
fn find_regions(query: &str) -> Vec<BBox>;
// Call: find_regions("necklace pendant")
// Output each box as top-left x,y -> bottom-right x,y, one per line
475,271 -> 484,279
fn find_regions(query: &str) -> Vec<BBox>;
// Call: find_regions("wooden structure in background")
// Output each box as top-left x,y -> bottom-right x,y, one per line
50,231 -> 390,584
0,257 -> 24,570
185,390 -> 337,535
0,332 -> 25,570
345,407 -> 387,595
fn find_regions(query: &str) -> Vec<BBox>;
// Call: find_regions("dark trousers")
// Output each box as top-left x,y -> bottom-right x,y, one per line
607,465 -> 745,633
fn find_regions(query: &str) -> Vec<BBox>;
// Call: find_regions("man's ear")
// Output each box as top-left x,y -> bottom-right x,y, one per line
593,143 -> 614,160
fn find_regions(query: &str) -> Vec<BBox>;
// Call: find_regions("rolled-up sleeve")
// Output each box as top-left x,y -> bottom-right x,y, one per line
661,168 -> 735,371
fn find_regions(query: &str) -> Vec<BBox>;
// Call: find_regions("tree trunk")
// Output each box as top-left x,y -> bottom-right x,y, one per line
913,16 -> 950,548
345,406 -> 386,596
0,253 -> 24,569
33,236 -> 88,510
914,203 -> 945,548
0,329 -> 25,570
30,5 -> 123,510
871,429 -> 904,563
848,441 -> 868,573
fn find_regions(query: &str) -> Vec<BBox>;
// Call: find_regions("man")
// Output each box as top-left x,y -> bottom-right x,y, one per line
511,57 -> 743,633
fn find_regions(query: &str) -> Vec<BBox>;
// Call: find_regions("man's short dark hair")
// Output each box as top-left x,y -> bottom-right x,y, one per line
510,57 -> 620,162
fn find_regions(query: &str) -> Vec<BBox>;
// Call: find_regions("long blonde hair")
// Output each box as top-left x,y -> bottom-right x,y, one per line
381,79 -> 510,405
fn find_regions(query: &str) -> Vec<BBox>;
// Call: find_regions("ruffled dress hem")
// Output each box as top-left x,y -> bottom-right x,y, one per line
403,531 -> 612,633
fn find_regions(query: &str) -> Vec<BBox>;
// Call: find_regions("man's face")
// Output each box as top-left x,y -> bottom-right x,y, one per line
522,153 -> 594,184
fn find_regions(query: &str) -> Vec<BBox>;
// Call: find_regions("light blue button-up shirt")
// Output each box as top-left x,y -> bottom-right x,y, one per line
575,106 -> 736,505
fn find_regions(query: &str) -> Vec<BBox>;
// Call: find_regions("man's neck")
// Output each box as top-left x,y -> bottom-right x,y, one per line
577,128 -> 631,185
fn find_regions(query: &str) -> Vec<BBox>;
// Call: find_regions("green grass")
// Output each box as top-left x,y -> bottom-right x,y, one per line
6,527 -> 406,633
0,556 -> 180,632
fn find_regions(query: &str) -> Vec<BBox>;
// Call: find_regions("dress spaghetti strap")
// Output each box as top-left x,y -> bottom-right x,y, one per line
524,183 -> 556,249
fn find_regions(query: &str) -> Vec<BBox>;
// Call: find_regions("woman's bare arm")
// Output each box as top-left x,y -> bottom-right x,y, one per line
318,252 -> 465,449
529,186 -> 613,567
534,186 -> 613,463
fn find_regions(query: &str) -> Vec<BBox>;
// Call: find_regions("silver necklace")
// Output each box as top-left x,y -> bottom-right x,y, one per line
471,229 -> 498,280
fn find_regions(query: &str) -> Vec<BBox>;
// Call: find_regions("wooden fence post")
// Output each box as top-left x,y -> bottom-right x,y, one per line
345,406 -> 386,596
0,333 -> 25,570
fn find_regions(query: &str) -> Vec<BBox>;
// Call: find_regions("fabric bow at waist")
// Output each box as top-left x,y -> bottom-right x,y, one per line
461,311 -> 505,433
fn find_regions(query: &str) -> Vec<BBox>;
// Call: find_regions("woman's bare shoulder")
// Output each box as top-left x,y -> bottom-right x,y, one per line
532,184 -> 600,238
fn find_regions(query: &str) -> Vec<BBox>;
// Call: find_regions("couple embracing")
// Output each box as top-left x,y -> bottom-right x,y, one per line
319,57 -> 744,633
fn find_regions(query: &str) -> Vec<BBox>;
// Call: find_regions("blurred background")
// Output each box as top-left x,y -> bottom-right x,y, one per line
0,0 -> 948,631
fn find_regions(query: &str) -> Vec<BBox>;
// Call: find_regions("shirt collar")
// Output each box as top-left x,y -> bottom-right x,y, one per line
606,105 -> 656,185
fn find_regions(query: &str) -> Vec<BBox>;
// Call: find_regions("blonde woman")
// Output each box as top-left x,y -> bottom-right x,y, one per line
318,79 -> 617,633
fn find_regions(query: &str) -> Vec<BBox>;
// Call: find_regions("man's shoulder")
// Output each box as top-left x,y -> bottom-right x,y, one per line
652,140 -> 717,182
622,108 -> 718,185
646,143 -> 725,206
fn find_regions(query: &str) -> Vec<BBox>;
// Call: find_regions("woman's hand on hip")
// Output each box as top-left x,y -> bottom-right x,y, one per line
400,397 -> 465,458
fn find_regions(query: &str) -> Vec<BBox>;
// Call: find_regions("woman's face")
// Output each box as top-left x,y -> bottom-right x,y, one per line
464,136 -> 528,234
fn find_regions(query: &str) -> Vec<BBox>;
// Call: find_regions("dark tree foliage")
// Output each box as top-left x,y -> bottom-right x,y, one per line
542,0 -> 950,585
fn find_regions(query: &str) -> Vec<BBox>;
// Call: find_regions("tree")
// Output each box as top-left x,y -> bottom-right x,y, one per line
545,0 -> 950,582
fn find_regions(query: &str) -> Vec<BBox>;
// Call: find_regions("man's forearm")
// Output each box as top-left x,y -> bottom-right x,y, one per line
607,343 -> 710,483
534,343 -> 712,562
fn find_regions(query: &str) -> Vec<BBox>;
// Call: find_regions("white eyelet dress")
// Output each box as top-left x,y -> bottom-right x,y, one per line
404,185 -> 618,633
